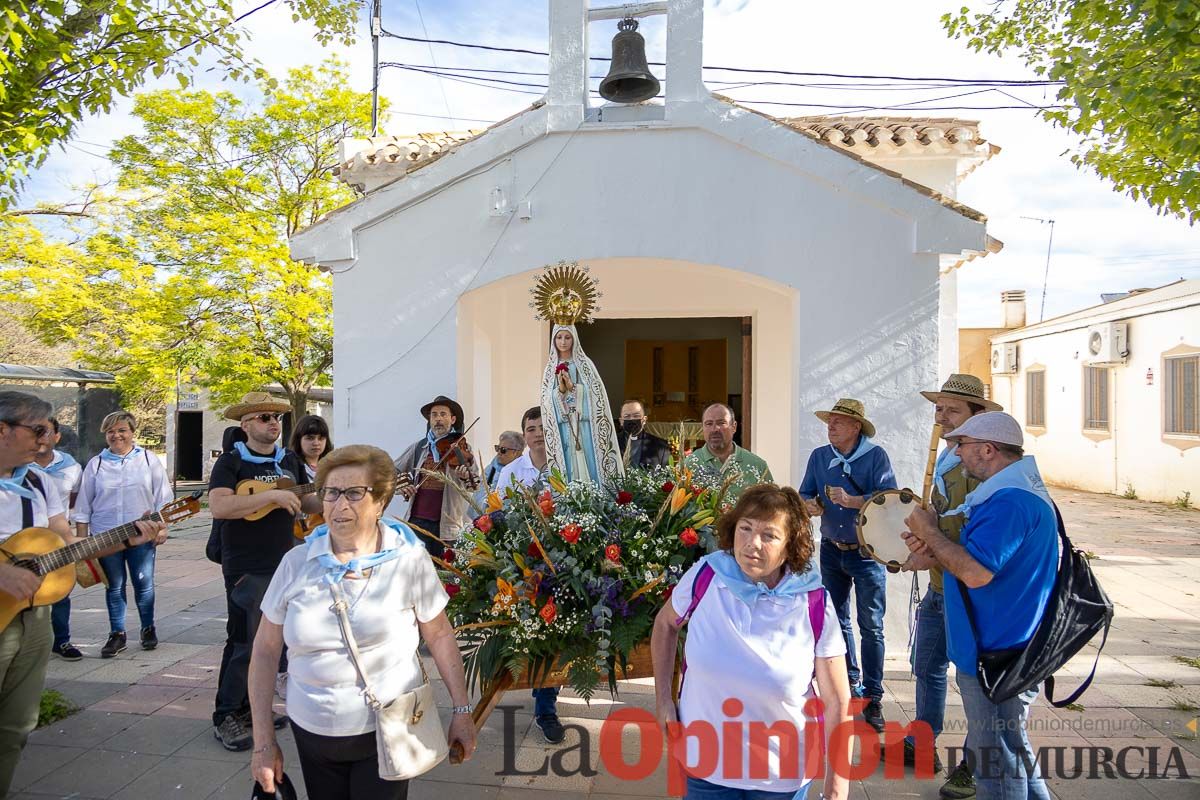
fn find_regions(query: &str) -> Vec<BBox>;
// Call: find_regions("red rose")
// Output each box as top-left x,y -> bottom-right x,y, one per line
679,527 -> 699,547
527,541 -> 541,558
475,515 -> 493,534
605,544 -> 621,562
538,490 -> 555,516
616,491 -> 633,505
559,523 -> 582,544
555,362 -> 569,374
661,481 -> 675,493
540,598 -> 558,624
443,548 -> 456,563
444,583 -> 460,598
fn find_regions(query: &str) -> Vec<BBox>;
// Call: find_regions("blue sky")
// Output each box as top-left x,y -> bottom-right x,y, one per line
24,0 -> 1199,326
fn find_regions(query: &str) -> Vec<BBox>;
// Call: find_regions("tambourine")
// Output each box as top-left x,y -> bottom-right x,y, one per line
855,489 -> 921,573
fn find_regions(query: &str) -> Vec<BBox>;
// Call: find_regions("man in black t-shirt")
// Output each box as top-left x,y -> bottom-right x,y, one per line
207,392 -> 320,751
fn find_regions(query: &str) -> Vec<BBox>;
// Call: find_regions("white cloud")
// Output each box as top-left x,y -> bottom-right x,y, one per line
21,0 -> 1200,326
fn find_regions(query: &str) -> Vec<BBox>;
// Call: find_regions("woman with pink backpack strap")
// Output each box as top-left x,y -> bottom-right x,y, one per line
651,484 -> 853,800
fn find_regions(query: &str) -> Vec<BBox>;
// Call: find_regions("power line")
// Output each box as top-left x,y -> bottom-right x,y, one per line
410,0 -> 458,127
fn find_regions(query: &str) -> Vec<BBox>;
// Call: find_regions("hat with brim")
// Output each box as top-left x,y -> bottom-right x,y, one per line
815,398 -> 876,438
920,373 -> 1002,412
421,395 -> 465,427
223,392 -> 291,421
943,411 -> 1023,448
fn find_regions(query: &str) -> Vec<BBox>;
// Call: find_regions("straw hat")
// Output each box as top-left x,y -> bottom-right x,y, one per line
223,391 -> 290,421
920,374 -> 1002,412
815,398 -> 876,438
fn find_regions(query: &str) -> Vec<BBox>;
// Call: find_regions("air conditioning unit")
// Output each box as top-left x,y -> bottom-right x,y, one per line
991,342 -> 1018,375
1085,322 -> 1128,364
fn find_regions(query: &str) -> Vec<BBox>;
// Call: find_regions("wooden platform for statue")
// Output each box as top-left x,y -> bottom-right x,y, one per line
450,642 -> 659,763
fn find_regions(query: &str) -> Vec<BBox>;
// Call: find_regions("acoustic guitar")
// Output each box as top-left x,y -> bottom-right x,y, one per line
0,491 -> 203,631
236,477 -> 315,522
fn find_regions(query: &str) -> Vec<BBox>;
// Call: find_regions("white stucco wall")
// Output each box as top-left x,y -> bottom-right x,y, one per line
989,302 -> 1200,503
312,119 -> 976,491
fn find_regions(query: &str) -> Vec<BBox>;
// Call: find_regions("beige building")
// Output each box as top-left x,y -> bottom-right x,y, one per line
987,281 -> 1200,503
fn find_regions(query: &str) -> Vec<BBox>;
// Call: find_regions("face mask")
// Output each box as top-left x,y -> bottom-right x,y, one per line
622,419 -> 643,436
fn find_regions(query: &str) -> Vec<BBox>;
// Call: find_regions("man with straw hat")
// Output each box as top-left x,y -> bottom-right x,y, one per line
208,392 -> 319,751
902,374 -> 1000,795
798,398 -> 896,733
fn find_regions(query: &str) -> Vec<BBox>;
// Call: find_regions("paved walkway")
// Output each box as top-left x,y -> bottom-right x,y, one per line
9,489 -> 1200,799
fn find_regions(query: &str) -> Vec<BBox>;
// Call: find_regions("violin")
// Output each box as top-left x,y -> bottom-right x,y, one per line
408,417 -> 482,493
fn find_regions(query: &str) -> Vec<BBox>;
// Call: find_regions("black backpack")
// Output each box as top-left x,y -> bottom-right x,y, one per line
205,427 -> 248,564
957,502 -> 1113,707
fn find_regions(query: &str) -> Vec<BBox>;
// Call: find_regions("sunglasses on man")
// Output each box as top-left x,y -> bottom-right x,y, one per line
494,445 -> 519,455
245,413 -> 283,423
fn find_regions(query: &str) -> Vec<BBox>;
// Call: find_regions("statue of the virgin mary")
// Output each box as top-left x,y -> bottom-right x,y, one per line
532,262 -> 623,487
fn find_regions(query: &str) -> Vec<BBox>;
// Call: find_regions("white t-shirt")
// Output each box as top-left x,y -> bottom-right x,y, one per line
74,448 -> 173,532
671,558 -> 846,793
261,521 -> 449,736
495,451 -> 545,490
32,451 -> 82,511
0,470 -> 65,542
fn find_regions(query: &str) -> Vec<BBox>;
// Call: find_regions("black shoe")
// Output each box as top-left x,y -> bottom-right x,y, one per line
902,738 -> 944,773
53,642 -> 83,661
535,714 -> 565,744
100,632 -> 127,659
214,713 -> 253,751
940,760 -> 976,799
239,709 -> 290,730
862,698 -> 885,733
140,626 -> 157,650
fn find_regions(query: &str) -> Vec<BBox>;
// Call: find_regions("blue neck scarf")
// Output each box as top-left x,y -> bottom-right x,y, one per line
306,517 -> 420,584
932,444 -> 961,499
0,464 -> 37,500
426,428 -> 452,463
828,435 -> 876,476
100,446 -> 143,464
944,456 -> 1054,519
702,551 -> 823,609
42,451 -> 79,475
233,442 -> 285,475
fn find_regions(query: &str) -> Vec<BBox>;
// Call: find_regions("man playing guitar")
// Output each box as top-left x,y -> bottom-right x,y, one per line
0,391 -> 164,796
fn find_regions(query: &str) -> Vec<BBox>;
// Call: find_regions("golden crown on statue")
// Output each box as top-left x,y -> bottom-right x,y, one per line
530,261 -> 601,326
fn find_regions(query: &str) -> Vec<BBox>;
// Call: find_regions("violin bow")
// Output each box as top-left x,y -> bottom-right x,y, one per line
410,416 -> 483,494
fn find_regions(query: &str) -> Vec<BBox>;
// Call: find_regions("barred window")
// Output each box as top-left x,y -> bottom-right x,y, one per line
1026,370 -> 1046,427
1165,355 -> 1199,435
1083,366 -> 1110,431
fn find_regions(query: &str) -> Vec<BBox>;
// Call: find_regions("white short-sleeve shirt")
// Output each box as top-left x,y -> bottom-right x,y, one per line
32,451 -> 82,512
261,521 -> 449,736
671,556 -> 847,793
0,471 -> 65,542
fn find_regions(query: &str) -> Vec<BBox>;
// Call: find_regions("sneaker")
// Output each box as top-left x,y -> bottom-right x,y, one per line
940,760 -> 977,799
100,632 -> 127,659
140,626 -> 157,650
214,713 -> 252,751
903,738 -> 944,773
535,714 -> 566,744
53,642 -> 83,662
862,698 -> 885,733
239,709 -> 290,730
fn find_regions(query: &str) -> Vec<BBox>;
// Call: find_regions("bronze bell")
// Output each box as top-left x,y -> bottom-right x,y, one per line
598,18 -> 660,104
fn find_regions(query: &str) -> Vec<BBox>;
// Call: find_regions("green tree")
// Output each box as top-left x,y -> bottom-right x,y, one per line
944,1 -> 1200,221
0,0 -> 359,210
0,60 -> 373,419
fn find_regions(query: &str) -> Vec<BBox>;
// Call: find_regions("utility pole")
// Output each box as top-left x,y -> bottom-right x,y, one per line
1021,216 -> 1056,322
370,0 -> 381,135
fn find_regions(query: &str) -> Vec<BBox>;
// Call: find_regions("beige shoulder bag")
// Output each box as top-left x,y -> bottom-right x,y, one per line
327,580 -> 449,780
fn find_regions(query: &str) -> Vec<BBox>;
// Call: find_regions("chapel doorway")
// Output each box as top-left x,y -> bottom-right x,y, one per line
582,317 -> 750,448
174,410 -> 204,481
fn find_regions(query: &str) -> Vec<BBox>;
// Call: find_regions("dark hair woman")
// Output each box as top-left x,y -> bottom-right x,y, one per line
288,416 -> 332,483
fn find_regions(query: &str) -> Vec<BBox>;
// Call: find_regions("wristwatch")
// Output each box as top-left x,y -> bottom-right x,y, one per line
452,704 -> 473,715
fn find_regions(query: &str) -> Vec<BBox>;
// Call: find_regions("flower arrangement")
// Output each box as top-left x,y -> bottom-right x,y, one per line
438,462 -> 743,699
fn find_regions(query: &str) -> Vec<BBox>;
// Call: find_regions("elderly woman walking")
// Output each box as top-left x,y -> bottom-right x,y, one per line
74,411 -> 173,657
652,484 -> 852,800
248,445 -> 475,799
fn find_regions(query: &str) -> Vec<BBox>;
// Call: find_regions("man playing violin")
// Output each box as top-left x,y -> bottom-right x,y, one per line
393,395 -> 480,558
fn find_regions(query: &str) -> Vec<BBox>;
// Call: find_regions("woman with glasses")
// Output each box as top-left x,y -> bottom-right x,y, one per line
248,444 -> 476,799
288,415 -> 333,483
74,410 -> 173,657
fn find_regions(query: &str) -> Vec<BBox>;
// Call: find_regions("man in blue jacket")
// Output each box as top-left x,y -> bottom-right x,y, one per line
799,398 -> 896,732
903,412 -> 1057,800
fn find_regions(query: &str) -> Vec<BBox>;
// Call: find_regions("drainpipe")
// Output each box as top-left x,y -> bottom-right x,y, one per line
1111,371 -> 1118,495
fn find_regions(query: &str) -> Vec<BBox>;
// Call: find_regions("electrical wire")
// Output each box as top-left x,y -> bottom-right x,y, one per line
411,0 -> 458,127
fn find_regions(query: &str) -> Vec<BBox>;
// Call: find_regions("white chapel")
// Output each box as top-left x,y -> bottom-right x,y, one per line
289,0 -> 1002,489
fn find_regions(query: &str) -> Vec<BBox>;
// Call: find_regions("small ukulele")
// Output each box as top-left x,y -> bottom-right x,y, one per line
0,492 -> 203,631
236,477 -> 315,521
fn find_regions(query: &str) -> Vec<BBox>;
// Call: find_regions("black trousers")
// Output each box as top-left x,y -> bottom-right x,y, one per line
409,516 -> 445,558
214,572 -> 275,725
291,722 -> 408,800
